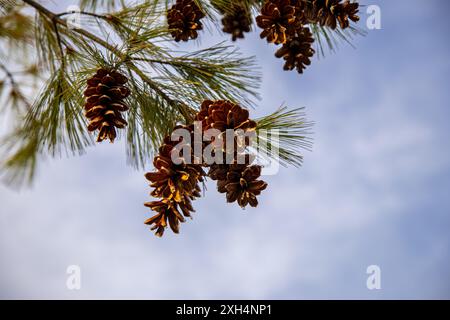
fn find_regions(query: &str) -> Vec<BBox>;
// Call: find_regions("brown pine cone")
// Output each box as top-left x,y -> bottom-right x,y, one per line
167,0 -> 205,42
196,100 -> 259,203
303,0 -> 359,30
293,0 -> 308,24
84,68 -> 130,143
334,0 -> 360,29
221,4 -> 252,41
275,27 -> 315,73
146,129 -> 205,201
256,0 -> 299,44
144,199 -> 193,237
217,164 -> 268,208
144,125 -> 205,237
195,100 -> 256,133
301,0 -> 318,23
196,100 -> 257,165
208,163 -> 230,181
208,152 -> 256,179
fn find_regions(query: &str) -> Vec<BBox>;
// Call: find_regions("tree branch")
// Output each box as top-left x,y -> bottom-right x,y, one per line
0,63 -> 17,87
56,11 -> 107,20
22,0 -> 193,122
0,62 -> 31,109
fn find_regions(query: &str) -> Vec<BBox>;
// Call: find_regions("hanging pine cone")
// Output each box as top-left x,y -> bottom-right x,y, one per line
147,132 -> 204,201
167,0 -> 205,42
217,164 -> 267,208
334,0 -> 360,29
144,125 -> 205,237
303,0 -> 359,30
301,0 -> 319,23
197,99 -> 259,203
144,199 -> 195,237
196,100 -> 257,133
84,68 -> 130,143
208,153 -> 256,180
256,0 -> 299,44
196,100 -> 257,167
221,4 -> 252,41
275,26 -> 315,74
208,163 -> 230,181
293,0 -> 308,24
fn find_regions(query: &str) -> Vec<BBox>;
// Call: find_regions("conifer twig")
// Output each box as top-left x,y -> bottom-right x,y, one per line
0,62 -> 30,109
22,0 -> 195,121
55,11 -> 107,20
0,62 -> 17,87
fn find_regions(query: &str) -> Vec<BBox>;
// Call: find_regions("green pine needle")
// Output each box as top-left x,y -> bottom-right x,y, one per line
256,106 -> 313,168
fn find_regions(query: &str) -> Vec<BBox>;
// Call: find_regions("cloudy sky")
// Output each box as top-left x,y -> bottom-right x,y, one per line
1,0 -> 449,299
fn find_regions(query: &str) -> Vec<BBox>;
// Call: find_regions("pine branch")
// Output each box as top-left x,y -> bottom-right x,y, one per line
1,0 -> 363,186
256,107 -> 313,168
0,61 -> 31,111
56,10 -> 107,20
1,0 -> 262,185
311,23 -> 366,57
24,0 -> 196,120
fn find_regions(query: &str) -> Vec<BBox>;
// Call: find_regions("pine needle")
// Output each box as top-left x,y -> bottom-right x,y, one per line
256,106 -> 313,168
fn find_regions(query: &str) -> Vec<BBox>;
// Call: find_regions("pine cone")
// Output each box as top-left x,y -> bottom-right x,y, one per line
221,4 -> 252,41
303,0 -> 359,30
146,127 -> 205,201
293,0 -> 308,24
196,100 -> 257,166
196,100 -> 259,203
144,199 -> 194,237
144,125 -> 205,237
84,68 -> 130,143
208,152 -> 256,179
275,27 -> 315,73
256,0 -> 299,44
196,100 -> 256,133
217,164 -> 267,208
208,163 -> 229,181
167,0 -> 205,42
334,0 -> 360,29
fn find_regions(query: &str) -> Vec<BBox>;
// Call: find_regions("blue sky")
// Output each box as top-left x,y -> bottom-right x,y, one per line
0,0 -> 449,299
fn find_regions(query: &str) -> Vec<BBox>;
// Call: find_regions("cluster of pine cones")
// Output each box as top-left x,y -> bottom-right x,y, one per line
165,0 -> 359,74
144,100 -> 267,237
82,1 -> 360,237
166,0 -> 253,42
256,0 -> 360,73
